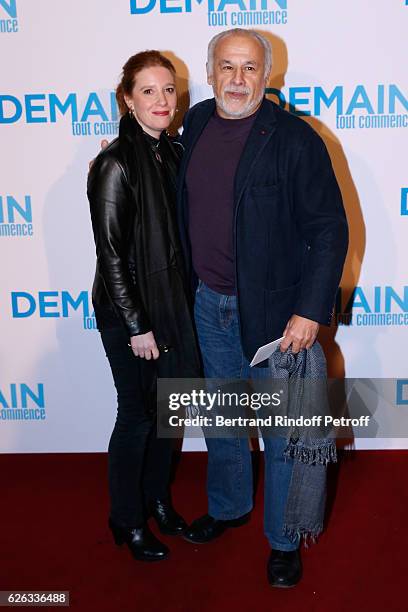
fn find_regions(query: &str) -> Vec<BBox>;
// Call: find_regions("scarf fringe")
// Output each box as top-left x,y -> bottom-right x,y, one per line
283,525 -> 323,548
284,440 -> 337,465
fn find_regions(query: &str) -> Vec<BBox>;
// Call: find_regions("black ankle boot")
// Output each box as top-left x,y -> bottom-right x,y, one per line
108,518 -> 169,562
149,499 -> 187,536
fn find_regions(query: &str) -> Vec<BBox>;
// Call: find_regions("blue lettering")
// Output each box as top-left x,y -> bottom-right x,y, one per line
186,0 -> 213,10
377,85 -> 384,114
10,383 -> 17,407
374,286 -> 381,313
0,384 -> 45,409
384,286 -> 408,313
289,87 -> 310,116
129,0 -> 284,11
25,94 -> 47,123
160,0 -> 182,12
80,93 -> 109,122
11,292 -> 36,318
389,84 -> 408,113
110,91 -> 118,122
130,0 -> 156,14
346,85 -> 375,115
49,93 -> 78,123
61,291 -> 90,318
345,287 -> 371,314
0,0 -> 17,18
314,86 -> 343,116
401,188 -> 408,216
21,384 -> 45,409
0,195 -> 32,223
0,389 -> 7,408
0,17 -> 17,31
0,94 -> 22,123
39,291 -> 60,317
218,0 -> 245,10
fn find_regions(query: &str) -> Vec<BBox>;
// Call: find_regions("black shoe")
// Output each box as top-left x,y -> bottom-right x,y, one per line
149,499 -> 187,536
108,518 -> 169,562
267,548 -> 302,588
183,513 -> 250,544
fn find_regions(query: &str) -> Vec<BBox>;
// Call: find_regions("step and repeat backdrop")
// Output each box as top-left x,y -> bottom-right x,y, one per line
0,1 -> 407,452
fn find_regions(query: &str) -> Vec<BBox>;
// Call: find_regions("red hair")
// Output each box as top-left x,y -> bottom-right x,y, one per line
116,51 -> 176,116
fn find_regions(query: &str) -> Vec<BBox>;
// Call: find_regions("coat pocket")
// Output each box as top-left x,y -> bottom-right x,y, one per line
265,280 -> 302,338
250,182 -> 281,197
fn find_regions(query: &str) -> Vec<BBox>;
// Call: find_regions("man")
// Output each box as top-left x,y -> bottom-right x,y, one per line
177,29 -> 348,587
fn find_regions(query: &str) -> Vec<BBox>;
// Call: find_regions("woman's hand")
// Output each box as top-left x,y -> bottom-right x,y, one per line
130,332 -> 160,360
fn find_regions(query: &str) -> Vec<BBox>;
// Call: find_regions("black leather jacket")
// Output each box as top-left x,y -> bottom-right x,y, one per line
88,113 -> 200,376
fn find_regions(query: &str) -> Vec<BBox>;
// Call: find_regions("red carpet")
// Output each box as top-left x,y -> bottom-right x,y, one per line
1,451 -> 407,611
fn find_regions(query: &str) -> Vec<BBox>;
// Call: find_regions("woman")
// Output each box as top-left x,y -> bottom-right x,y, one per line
88,51 -> 200,562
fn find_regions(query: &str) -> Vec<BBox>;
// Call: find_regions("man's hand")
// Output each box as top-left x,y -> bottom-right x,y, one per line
88,139 -> 109,171
280,315 -> 319,354
130,331 -> 160,360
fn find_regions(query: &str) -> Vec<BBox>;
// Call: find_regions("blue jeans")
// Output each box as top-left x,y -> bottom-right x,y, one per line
194,280 -> 299,551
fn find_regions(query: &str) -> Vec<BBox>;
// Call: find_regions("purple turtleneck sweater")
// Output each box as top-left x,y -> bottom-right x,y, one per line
185,110 -> 256,295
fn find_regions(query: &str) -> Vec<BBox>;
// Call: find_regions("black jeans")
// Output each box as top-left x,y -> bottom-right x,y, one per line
100,327 -> 173,528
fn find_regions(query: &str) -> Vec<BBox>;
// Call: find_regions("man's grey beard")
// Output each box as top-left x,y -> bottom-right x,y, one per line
214,90 -> 264,119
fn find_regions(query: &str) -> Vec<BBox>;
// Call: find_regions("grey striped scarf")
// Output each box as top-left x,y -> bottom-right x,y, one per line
268,342 -> 336,544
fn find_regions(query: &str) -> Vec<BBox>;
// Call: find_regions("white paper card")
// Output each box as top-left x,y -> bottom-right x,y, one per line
249,336 -> 285,367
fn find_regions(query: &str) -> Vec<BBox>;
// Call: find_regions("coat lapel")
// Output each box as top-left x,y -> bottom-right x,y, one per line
234,98 -> 277,206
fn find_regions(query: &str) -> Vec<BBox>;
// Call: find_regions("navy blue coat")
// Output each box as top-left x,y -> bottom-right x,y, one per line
177,97 -> 349,362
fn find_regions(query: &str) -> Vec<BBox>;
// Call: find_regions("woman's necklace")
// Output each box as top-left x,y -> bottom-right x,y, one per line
144,132 -> 162,163
153,141 -> 162,164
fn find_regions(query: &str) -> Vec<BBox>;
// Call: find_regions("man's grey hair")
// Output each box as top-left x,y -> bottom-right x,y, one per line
207,29 -> 272,80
